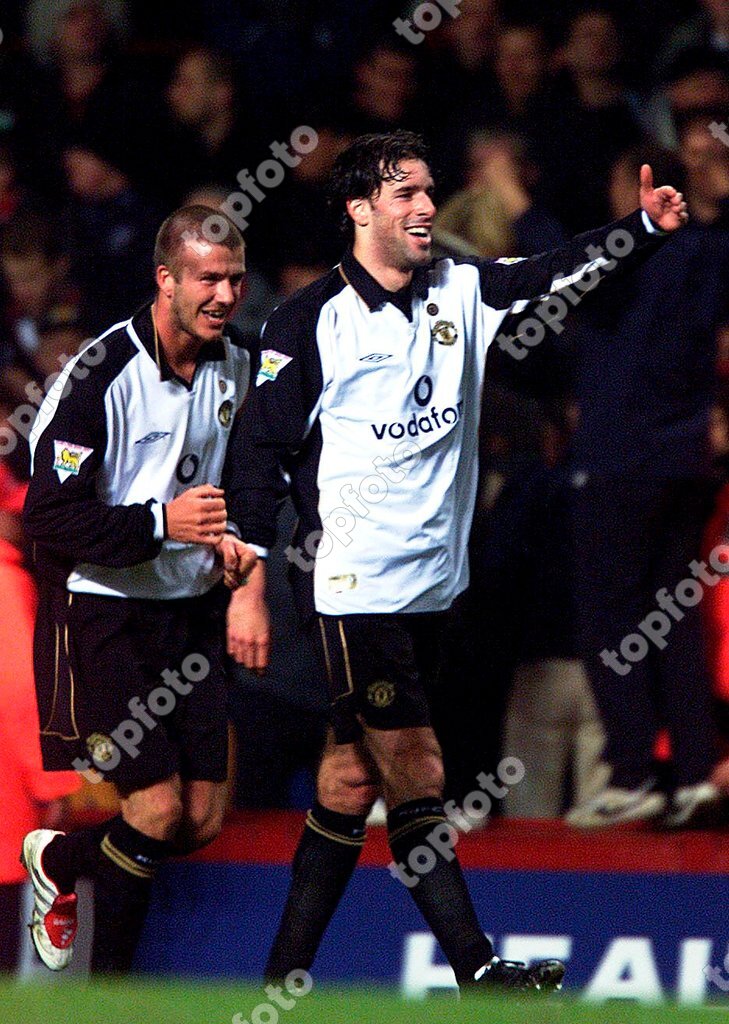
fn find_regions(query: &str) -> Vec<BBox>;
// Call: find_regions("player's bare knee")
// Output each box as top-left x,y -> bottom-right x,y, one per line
343,779 -> 379,815
124,789 -> 184,840
380,750 -> 444,802
318,767 -> 378,816
413,747 -> 445,794
184,804 -> 225,849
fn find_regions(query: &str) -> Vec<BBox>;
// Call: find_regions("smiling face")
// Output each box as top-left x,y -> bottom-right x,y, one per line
158,241 -> 245,345
349,158 -> 436,282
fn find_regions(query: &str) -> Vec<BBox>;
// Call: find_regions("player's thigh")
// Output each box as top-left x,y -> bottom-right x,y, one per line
161,587 -> 230,786
363,724 -> 445,806
34,589 -> 186,790
315,613 -> 436,740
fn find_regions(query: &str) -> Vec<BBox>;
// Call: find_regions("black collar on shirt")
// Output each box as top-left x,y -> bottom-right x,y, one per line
131,302 -> 227,385
339,249 -> 430,322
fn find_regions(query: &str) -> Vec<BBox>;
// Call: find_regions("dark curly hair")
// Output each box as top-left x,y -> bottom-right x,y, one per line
327,131 -> 431,241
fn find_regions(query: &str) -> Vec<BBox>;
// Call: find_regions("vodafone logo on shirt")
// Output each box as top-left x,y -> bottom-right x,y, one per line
371,401 -> 463,441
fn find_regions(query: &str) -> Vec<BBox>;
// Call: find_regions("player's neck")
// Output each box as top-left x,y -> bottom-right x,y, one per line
151,299 -> 202,382
352,242 -> 413,293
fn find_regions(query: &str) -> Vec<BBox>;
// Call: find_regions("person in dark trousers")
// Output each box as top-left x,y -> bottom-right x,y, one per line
223,131 -> 686,992
20,206 -> 257,973
564,145 -> 729,829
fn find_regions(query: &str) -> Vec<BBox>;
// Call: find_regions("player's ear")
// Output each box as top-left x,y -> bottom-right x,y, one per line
156,265 -> 175,299
347,196 -> 370,228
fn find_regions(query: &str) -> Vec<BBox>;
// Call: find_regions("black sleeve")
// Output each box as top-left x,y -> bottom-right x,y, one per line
24,363 -> 162,569
223,293 -> 325,550
475,208 -> 667,309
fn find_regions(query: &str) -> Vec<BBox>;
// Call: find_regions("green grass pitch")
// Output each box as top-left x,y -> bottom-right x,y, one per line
2,982 -> 728,1024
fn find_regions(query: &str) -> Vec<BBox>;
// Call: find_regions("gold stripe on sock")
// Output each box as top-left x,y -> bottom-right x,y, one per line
388,816 -> 448,844
305,811 -> 366,848
100,835 -> 156,879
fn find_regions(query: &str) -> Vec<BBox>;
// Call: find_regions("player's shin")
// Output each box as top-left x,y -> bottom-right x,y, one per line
264,800 -> 367,980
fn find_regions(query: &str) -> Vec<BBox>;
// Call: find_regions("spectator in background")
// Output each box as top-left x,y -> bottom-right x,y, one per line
61,124 -> 160,334
645,47 -> 729,150
435,131 -> 565,257
679,108 -> 729,227
441,17 -> 551,152
562,140 -> 729,829
250,124 -> 353,292
0,451 -> 80,971
25,0 -> 144,179
24,0 -> 130,65
501,407 -> 610,819
527,6 -> 644,232
654,0 -> 729,81
491,21 -> 550,127
336,37 -> 422,139
418,0 -> 500,115
0,30 -> 64,201
0,211 -> 85,476
34,0 -> 122,124
701,384 -> 729,788
418,0 -> 502,196
0,143 -> 33,227
163,46 -> 265,197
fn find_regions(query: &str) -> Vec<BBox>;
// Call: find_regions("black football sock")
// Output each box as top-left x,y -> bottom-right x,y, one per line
41,817 -> 122,895
90,818 -> 169,974
265,800 -> 367,980
387,798 -> 493,986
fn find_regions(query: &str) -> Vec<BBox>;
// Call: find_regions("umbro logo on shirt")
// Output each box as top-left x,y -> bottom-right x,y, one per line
360,353 -> 392,363
135,431 -> 171,446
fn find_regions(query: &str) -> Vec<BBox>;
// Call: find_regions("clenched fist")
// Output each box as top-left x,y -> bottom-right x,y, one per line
165,484 -> 227,544
218,533 -> 259,588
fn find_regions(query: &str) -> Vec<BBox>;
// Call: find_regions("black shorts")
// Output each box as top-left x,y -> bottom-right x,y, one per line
33,582 -> 229,791
312,612 -> 447,745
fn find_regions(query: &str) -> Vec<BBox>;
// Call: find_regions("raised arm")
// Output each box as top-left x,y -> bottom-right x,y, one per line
477,163 -> 686,311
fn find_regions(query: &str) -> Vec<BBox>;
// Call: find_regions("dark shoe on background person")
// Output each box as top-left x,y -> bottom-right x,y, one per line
565,781 -> 666,828
475,956 -> 565,993
659,782 -> 727,830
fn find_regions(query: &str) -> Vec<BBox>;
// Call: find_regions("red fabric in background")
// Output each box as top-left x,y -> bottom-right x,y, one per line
0,463 -> 80,883
702,482 -> 729,704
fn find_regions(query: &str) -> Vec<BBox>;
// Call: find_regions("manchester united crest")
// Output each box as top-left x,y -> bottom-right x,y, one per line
218,399 -> 233,427
432,319 -> 458,346
86,732 -> 115,764
367,680 -> 396,709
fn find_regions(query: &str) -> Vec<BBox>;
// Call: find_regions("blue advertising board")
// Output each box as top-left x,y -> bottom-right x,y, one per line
136,862 -> 729,1003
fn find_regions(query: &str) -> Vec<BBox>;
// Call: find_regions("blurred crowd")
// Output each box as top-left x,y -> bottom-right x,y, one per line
0,0 -> 728,825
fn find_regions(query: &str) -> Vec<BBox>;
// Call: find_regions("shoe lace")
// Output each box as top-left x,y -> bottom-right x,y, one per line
488,958 -> 532,988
